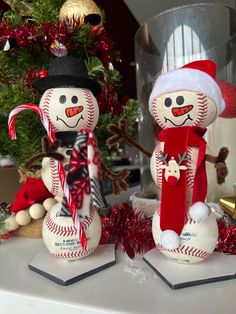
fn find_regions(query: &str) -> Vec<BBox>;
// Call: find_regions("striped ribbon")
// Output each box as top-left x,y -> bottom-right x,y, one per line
8,103 -> 86,249
8,103 -> 55,142
58,161 -> 87,249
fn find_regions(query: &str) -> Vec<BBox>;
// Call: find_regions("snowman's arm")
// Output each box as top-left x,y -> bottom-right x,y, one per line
106,118 -> 152,159
102,162 -> 130,195
25,136 -> 64,170
205,146 -> 229,184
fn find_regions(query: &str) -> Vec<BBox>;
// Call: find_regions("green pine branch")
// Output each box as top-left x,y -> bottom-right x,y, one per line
86,57 -> 105,81
71,23 -> 94,59
29,0 -> 65,25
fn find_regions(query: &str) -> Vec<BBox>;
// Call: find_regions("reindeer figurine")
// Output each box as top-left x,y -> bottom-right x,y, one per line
107,60 -> 229,263
158,151 -> 190,185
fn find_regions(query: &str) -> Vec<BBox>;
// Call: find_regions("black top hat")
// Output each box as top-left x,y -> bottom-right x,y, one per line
33,56 -> 101,96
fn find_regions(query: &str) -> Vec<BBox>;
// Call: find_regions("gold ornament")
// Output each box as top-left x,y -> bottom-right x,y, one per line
59,0 -> 103,29
220,195 -> 236,219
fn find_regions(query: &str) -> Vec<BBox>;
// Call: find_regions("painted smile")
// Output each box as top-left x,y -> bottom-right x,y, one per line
56,115 -> 84,128
164,114 -> 193,126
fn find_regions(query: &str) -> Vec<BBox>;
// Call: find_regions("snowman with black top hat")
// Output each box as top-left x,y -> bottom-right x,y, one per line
31,56 -> 107,260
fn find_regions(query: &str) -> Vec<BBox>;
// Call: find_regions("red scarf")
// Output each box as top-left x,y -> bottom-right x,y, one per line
158,126 -> 207,235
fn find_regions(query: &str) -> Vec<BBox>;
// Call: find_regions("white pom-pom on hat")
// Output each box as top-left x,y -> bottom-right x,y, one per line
160,229 -> 181,250
189,201 -> 209,222
149,60 -> 225,116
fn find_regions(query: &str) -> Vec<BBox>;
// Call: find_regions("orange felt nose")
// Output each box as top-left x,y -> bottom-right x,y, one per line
172,105 -> 193,117
65,106 -> 83,117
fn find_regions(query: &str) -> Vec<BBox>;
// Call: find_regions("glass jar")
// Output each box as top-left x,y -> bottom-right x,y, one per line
135,3 -> 236,202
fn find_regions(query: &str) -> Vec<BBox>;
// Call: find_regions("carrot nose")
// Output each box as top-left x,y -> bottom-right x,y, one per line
172,105 -> 193,117
65,106 -> 83,117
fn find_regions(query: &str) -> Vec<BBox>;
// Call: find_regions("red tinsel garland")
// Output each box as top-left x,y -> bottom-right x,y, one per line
88,26 -> 115,67
100,203 -> 236,258
0,21 -> 38,50
39,22 -> 73,52
24,65 -> 40,87
100,203 -> 155,259
0,20 -> 115,65
98,84 -> 126,115
215,218 -> 236,254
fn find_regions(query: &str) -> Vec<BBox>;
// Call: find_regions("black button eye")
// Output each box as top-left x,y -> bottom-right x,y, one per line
164,97 -> 172,107
71,96 -> 78,104
59,95 -> 66,104
176,96 -> 184,105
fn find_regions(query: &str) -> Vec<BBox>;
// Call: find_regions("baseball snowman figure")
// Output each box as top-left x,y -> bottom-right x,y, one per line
37,56 -> 108,260
149,60 -> 227,263
9,56 -> 108,260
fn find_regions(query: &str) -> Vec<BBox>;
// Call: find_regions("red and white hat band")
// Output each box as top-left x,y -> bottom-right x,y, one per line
149,68 -> 225,116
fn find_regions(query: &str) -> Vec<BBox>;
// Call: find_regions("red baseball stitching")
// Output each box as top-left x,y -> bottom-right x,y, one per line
83,89 -> 95,129
49,158 -> 60,196
42,88 -> 53,117
55,247 -> 95,258
155,143 -> 163,188
186,146 -> 194,189
41,88 -> 59,132
156,243 -> 210,260
44,207 -> 96,237
151,99 -> 166,129
152,103 -> 165,129
195,93 -> 208,126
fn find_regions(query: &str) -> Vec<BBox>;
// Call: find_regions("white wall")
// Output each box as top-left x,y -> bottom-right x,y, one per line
124,0 -> 236,25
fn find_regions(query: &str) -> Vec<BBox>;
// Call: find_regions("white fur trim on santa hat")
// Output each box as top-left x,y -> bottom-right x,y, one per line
149,68 -> 225,116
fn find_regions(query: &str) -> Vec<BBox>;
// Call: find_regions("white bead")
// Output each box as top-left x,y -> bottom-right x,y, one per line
29,203 -> 46,220
4,216 -> 19,231
15,210 -> 31,226
43,198 -> 57,211
54,196 -> 63,203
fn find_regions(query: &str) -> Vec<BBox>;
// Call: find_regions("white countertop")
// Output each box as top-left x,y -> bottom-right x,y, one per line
1,237 -> 236,314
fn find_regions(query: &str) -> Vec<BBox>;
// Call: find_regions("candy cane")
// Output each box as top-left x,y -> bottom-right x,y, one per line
8,103 -> 86,249
8,103 -> 55,142
57,160 -> 87,249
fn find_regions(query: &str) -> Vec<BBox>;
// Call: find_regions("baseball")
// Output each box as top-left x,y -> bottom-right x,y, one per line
42,202 -> 102,260
152,206 -> 218,264
39,87 -> 99,133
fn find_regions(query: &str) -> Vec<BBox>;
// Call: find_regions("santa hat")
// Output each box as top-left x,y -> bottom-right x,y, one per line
149,60 -> 225,116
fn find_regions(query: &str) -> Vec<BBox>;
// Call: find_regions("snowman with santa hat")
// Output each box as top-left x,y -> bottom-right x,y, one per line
107,59 -> 229,264
149,59 -> 228,263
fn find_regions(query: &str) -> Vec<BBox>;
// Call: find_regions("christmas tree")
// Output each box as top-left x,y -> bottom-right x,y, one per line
0,0 -> 139,168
